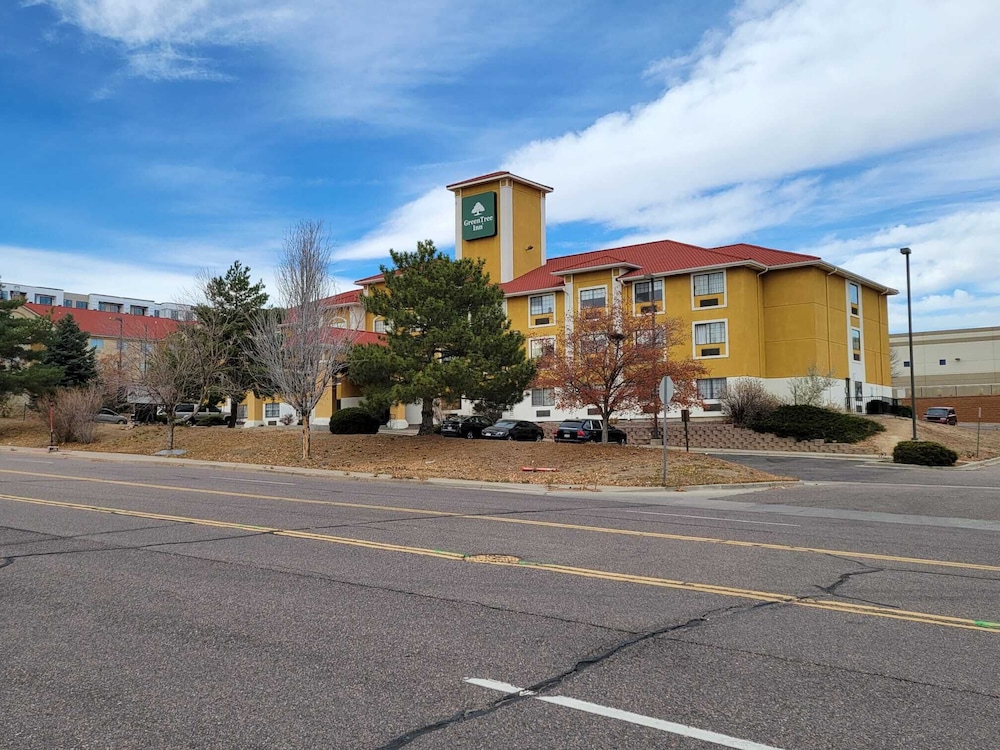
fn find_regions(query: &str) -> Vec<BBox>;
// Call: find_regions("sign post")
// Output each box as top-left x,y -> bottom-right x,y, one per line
658,376 -> 674,486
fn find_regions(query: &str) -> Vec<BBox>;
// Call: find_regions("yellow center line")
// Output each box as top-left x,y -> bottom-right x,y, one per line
1,468 -> 998,574
1,492 -> 996,634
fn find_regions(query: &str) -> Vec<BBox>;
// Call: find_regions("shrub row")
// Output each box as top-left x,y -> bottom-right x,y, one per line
751,404 -> 885,443
892,440 -> 957,466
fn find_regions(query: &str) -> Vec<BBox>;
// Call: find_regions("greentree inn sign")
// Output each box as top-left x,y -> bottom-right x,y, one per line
461,191 -> 497,241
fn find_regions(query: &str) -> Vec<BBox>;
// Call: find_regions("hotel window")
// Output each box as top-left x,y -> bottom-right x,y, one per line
849,283 -> 860,315
130,305 -> 147,316
264,403 -> 280,419
76,301 -> 87,309
89,339 -> 103,349
694,321 -> 726,345
579,287 -> 607,309
693,272 -> 724,296
851,328 -> 862,361
34,294 -> 55,305
634,279 -> 663,305
373,318 -> 387,333
579,332 -> 608,353
531,388 -> 555,407
697,378 -> 727,400
529,337 -> 555,359
98,302 -> 122,313
529,294 -> 555,316
635,327 -> 665,348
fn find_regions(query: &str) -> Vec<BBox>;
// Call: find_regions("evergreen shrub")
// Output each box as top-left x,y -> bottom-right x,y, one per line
329,407 -> 381,434
752,404 -> 884,443
892,440 -> 957,466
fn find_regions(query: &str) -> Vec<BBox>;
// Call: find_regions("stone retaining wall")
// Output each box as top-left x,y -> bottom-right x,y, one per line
543,419 -> 874,454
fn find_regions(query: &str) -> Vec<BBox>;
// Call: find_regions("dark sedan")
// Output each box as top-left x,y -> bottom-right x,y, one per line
554,419 -> 627,445
481,419 -> 545,441
440,415 -> 492,439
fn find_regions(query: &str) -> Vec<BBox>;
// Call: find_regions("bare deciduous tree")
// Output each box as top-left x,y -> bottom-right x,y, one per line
251,221 -> 354,459
720,377 -> 781,427
140,325 -> 226,450
788,363 -> 837,406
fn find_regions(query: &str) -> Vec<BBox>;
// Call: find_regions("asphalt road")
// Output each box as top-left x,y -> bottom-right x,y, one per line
1,450 -> 998,749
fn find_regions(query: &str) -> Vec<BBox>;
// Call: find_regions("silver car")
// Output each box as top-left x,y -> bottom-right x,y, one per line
93,408 -> 128,424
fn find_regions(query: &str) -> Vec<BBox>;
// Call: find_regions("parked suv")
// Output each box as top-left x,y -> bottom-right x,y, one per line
554,419 -> 627,445
924,406 -> 958,425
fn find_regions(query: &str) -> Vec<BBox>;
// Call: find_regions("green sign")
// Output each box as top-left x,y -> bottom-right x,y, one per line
461,191 -> 497,241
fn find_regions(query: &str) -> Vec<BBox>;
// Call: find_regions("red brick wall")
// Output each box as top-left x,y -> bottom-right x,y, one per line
911,396 -> 1000,424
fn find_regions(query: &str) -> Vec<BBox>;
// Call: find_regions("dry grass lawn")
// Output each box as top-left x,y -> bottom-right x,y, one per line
0,418 -> 788,488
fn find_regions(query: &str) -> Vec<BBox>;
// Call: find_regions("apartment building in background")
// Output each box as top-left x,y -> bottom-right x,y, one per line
0,280 -> 193,320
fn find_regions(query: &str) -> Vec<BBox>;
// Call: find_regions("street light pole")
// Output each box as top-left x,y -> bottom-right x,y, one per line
900,247 -> 917,440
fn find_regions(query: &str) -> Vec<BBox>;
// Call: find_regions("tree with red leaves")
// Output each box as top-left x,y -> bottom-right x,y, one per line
532,302 -> 707,443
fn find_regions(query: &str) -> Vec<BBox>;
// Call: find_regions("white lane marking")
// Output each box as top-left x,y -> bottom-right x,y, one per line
218,477 -> 298,486
620,510 -> 799,527
1,459 -> 54,464
465,678 -> 786,750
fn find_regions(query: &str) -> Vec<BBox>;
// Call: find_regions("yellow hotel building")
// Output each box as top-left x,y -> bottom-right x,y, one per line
243,171 -> 896,428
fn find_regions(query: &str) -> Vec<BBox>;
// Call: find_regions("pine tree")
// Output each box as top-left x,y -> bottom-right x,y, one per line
194,261 -> 271,427
347,240 -> 535,434
0,299 -> 61,399
41,314 -> 98,387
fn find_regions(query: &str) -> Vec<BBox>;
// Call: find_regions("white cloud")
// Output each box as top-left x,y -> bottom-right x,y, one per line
336,0 -> 1000,272
33,0 -> 557,119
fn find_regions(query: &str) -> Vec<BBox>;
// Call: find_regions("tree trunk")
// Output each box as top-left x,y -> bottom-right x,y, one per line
228,400 -> 238,428
302,412 -> 311,460
418,398 -> 435,436
166,422 -> 175,451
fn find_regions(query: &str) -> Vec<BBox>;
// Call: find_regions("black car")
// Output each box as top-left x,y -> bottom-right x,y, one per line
554,419 -> 627,445
481,419 -> 545,442
440,415 -> 492,439
924,406 -> 958,425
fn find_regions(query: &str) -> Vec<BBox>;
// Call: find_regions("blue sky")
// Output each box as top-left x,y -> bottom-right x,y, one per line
2,0 -> 999,333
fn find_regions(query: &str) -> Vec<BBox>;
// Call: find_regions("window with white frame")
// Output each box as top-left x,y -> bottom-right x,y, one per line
697,378 -> 727,399
531,388 -> 555,407
579,287 -> 607,309
529,294 -> 555,316
529,337 -> 555,359
694,321 -> 726,345
35,294 -> 54,305
693,271 -> 725,296
634,279 -> 663,305
264,403 -> 280,418
851,328 -> 862,361
635,327 -> 665,347
373,318 -> 386,333
579,332 -> 608,353
849,283 -> 860,306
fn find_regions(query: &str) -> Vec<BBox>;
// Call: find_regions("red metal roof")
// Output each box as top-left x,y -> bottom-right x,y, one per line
23,304 -> 185,339
322,289 -> 362,306
709,243 -> 820,266
501,238 -> 764,295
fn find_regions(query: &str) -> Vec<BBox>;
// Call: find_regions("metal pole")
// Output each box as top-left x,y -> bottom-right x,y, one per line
662,398 -> 668,486
900,248 -> 917,440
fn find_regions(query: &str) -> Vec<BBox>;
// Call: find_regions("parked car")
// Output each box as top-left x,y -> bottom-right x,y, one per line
481,419 -> 545,442
440,415 -> 492,439
554,419 -> 627,445
924,406 -> 958,425
159,403 -> 224,424
93,408 -> 128,424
